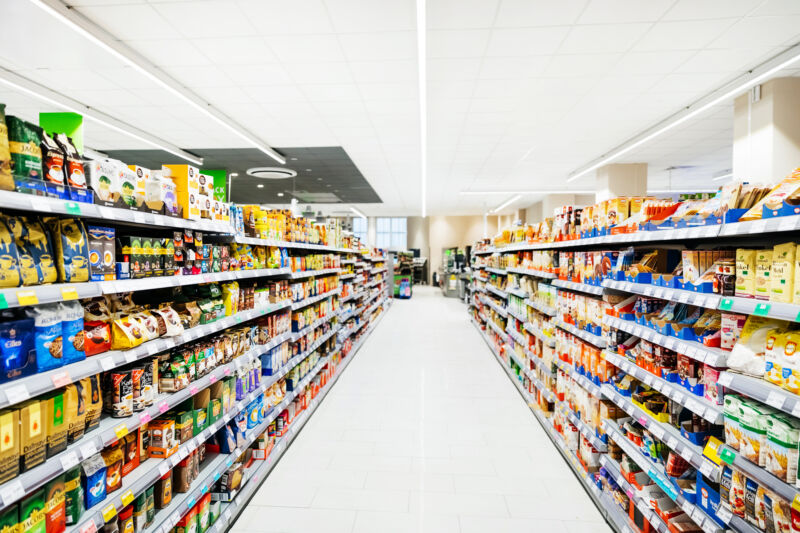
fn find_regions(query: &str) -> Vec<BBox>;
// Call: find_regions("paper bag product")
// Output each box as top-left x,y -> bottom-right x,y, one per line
110,316 -> 145,351
58,302 -> 85,365
63,466 -> 81,525
43,391 -> 67,459
7,116 -> 43,179
80,454 -> 106,509
44,218 -> 89,284
0,104 -> 13,190
44,475 -> 65,533
63,384 -> 85,444
82,375 -> 102,433
0,409 -> 19,483
0,504 -> 18,533
5,216 -> 57,286
756,250 -> 773,300
771,242 -> 797,303
782,331 -> 800,395
101,444 -> 123,493
52,135 -> 85,189
25,304 -> 62,372
154,471 -> 172,509
87,226 -> 115,282
741,171 -> 800,221
739,401 -> 774,467
19,399 -> 46,472
736,249 -> 756,298
765,415 -> 800,483
0,216 -> 22,288
19,488 -> 45,533
39,132 -> 65,187
86,159 -> 121,203
765,329 -> 787,386
103,370 -> 133,418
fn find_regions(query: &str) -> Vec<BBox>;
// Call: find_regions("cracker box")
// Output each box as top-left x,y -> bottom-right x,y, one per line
163,165 -> 201,221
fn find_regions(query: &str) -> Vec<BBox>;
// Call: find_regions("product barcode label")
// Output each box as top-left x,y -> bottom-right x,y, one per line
667,436 -> 679,449
60,451 -> 79,471
99,357 -> 115,371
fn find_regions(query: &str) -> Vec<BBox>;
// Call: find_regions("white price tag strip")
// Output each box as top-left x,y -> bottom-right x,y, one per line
0,480 -> 25,506
766,390 -> 786,409
4,384 -> 29,405
717,373 -> 733,388
80,441 -> 98,459
60,451 -> 79,471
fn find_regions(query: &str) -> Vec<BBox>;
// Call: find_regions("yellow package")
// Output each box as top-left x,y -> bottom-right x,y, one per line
0,216 -> 21,288
736,249 -> 756,298
253,246 -> 266,269
44,218 -> 89,283
772,242 -> 796,303
740,171 -> 800,221
765,329 -> 787,386
756,250 -> 773,301
792,254 -> 800,305
222,282 -> 239,316
782,331 -> 800,394
110,315 -> 146,350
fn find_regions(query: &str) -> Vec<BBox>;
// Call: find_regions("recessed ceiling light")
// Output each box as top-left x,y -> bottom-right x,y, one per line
230,172 -> 238,177
277,192 -> 284,197
247,167 -> 297,180
257,184 -> 264,189
305,169 -> 312,172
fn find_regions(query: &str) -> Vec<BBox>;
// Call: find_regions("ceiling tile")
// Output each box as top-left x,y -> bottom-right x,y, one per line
165,65 -> 236,87
578,0 -> 674,24
284,62 -> 354,84
429,0 -> 499,29
428,58 -> 483,81
77,3 -> 174,40
237,0 -> 334,34
125,39 -> 211,67
428,30 -> 491,58
673,47 -> 776,74
494,0 -> 589,27
241,85 -> 307,104
338,32 -> 416,61
634,19 -> 736,51
486,27 -> 570,56
152,1 -> 257,37
220,64 -> 293,86
558,23 -> 652,54
609,50 -> 694,75
348,60 -> 418,83
302,83 -> 363,102
662,0 -> 762,20
478,56 -> 551,79
711,15 -> 800,48
324,0 -> 415,32
266,35 -> 346,63
191,37 -> 277,66
544,53 -> 621,77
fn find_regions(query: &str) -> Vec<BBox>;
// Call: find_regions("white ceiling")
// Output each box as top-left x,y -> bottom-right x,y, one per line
1,0 -> 800,216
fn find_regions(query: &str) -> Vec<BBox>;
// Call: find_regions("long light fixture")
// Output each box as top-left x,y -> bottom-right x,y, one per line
566,42 -> 800,184
648,189 -> 717,194
0,68 -> 203,165
712,172 -> 734,181
30,0 -> 285,165
460,189 -> 595,195
350,206 -> 367,220
416,0 -> 427,217
491,195 -> 522,213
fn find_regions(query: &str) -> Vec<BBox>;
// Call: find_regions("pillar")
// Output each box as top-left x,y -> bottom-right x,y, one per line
595,163 -> 647,202
733,78 -> 800,183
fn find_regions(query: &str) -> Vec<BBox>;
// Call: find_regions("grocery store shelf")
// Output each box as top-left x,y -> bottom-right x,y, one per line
554,318 -> 607,349
472,249 -> 494,256
601,385 -> 722,484
525,348 -> 555,378
604,315 -> 728,367
370,267 -> 387,274
525,298 -> 556,316
553,359 -> 602,397
717,371 -> 800,419
291,314 -> 337,341
486,284 -> 508,299
0,299 -> 293,410
506,286 -> 530,299
504,343 -> 556,403
602,280 -> 722,311
506,266 -> 556,279
486,319 -> 507,338
289,267 -> 342,279
367,256 -> 386,262
340,290 -> 366,303
339,273 -> 355,280
290,287 -> 341,310
557,403 -> 607,453
0,267 -> 293,309
341,259 -> 356,265
233,236 -> 353,254
486,267 -> 507,275
481,295 -> 508,318
603,350 -> 722,424
603,420 -> 724,533
552,279 -> 604,296
719,213 -> 800,237
523,321 -> 555,347
505,324 -> 527,346
506,305 -> 527,323
599,455 -> 670,533
716,295 -> 800,323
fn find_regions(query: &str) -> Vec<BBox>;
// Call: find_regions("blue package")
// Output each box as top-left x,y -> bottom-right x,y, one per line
59,301 -> 86,365
246,400 -> 259,429
234,411 -> 247,445
81,454 -> 107,508
25,304 -> 64,372
0,317 -> 36,382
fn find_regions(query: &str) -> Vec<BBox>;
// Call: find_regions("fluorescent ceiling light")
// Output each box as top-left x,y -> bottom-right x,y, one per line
0,68 -> 203,165
712,172 -> 733,181
350,206 -> 367,220
230,172 -> 238,177
567,42 -> 800,184
460,190 -> 595,195
491,195 -> 522,213
416,0 -> 427,218
30,0 -> 285,165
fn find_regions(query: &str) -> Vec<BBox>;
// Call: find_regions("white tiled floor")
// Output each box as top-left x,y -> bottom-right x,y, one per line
232,286 -> 613,533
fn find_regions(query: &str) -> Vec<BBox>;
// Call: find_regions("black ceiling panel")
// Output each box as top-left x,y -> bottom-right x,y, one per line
102,146 -> 381,204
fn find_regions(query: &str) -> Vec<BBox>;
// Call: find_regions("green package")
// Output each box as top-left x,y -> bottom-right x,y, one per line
0,104 -> 13,190
0,504 -> 18,533
19,488 -> 45,533
145,486 -> 155,526
6,116 -> 42,179
64,465 -> 82,525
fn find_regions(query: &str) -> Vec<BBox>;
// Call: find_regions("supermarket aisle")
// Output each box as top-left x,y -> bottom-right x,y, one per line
233,286 -> 611,533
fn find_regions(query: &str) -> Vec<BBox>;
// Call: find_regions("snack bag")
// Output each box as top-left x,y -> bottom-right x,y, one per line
5,215 -> 57,286
772,242 -> 796,303
25,304 -> 63,372
0,104 -> 12,190
736,249 -> 756,298
111,315 -> 145,350
728,316 -> 785,376
765,329 -> 787,386
40,131 -> 65,187
45,218 -> 89,283
59,301 -> 85,365
6,116 -> 42,179
0,216 -> 21,288
54,134 -> 86,189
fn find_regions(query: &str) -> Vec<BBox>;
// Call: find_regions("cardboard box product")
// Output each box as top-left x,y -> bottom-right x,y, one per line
44,475 -> 65,533
0,410 -> 20,484
148,420 -> 177,458
163,165 -> 201,221
0,504 -> 18,533
87,226 -> 115,282
44,391 -> 67,459
19,400 -> 46,472
20,488 -> 45,533
63,384 -> 85,444
174,411 -> 193,444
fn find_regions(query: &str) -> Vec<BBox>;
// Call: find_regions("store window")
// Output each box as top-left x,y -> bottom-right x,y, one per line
352,217 -> 368,244
376,217 -> 407,250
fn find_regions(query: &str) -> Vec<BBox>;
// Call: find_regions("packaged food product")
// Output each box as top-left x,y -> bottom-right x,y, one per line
59,301 -> 85,365
53,134 -> 85,189
765,415 -> 800,483
19,399 -> 46,472
110,316 -> 145,351
83,320 -> 110,357
151,306 -> 183,337
0,104 -> 13,190
756,250 -> 773,300
25,304 -> 62,372
86,159 -> 121,203
120,166 -> 137,207
730,469 -> 747,517
772,242 -> 796,302
44,390 -> 68,459
44,218 -> 89,283
736,249 -> 756,298
39,131 -> 64,187
63,465 -> 82,525
781,331 -> 800,394
7,116 -> 43,179
724,395 -> 743,450
82,375 -> 103,433
0,317 -> 36,382
44,474 -> 65,533
87,226 -> 115,282
0,216 -> 22,288
117,505 -> 132,533
728,316 -> 785,376
63,384 -> 85,443
19,488 -> 45,533
741,171 -> 800,221
80,454 -> 107,508
765,329 -> 787,386
154,471 -> 172,509
739,401 -> 774,467
101,444 -> 123,493
0,409 -> 20,484
103,370 -> 133,418
121,433 -> 139,477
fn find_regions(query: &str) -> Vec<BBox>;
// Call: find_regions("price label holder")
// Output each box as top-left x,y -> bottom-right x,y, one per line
0,480 -> 25,506
158,463 -> 170,477
767,390 -> 786,409
114,424 -> 128,440
61,286 -> 79,300
717,373 -> 733,388
101,504 -> 117,523
719,447 -> 736,465
60,450 -> 79,471
716,505 -> 732,524
121,489 -> 134,507
51,371 -> 71,387
667,436 -> 679,449
79,521 -> 98,533
16,289 -> 38,306
4,384 -> 30,405
754,302 -> 772,317
139,412 -> 152,424
159,401 -> 170,414
80,441 -> 98,459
